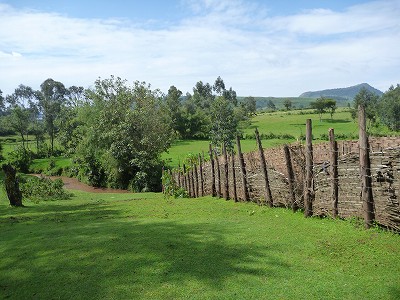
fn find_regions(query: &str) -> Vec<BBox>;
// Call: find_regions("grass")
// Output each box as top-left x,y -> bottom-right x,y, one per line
0,186 -> 399,299
244,108 -> 358,139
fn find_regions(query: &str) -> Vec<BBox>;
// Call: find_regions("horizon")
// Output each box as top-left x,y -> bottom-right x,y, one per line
1,0 -> 399,97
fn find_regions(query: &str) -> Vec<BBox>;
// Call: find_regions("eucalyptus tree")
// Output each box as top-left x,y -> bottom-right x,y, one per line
39,78 -> 67,154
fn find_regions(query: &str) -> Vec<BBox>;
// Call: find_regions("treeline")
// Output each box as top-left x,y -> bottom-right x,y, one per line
0,76 -> 255,191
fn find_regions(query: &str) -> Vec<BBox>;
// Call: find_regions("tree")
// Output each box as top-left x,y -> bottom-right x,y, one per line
241,96 -> 257,117
5,85 -> 40,149
283,99 -> 292,111
213,76 -> 225,95
379,84 -> 400,131
267,99 -> 276,111
39,79 -> 67,154
210,96 -> 238,150
76,76 -> 174,190
351,87 -> 379,127
325,99 -> 337,119
6,106 -> 30,148
310,97 -> 336,121
165,85 -> 183,136
0,89 -> 4,113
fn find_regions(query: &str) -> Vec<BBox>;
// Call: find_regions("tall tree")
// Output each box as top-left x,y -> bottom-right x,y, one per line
210,96 -> 238,151
352,87 -> 379,127
379,84 -> 400,131
0,89 -> 4,113
39,78 -> 67,154
5,85 -> 40,149
165,85 -> 183,136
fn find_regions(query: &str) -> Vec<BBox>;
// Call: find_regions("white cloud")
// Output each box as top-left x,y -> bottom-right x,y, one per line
0,0 -> 399,96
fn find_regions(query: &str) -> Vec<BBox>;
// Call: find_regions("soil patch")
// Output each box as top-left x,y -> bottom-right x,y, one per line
31,175 -> 130,193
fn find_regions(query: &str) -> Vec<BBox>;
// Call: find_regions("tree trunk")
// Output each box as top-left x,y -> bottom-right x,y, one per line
2,164 -> 23,207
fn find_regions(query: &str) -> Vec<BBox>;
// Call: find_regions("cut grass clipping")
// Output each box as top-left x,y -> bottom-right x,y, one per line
1,191 -> 399,299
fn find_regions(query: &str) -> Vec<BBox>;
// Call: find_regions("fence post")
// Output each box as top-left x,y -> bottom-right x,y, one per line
236,135 -> 249,202
223,144 -> 230,200
191,167 -> 196,198
255,128 -> 273,207
198,154 -> 204,197
209,144 -> 217,197
329,128 -> 339,218
358,105 -> 375,228
284,145 -> 297,212
214,149 -> 222,198
194,163 -> 199,198
304,119 -> 314,217
183,164 -> 188,193
231,151 -> 238,202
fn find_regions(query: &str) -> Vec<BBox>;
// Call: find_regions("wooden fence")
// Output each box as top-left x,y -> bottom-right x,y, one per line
170,107 -> 400,231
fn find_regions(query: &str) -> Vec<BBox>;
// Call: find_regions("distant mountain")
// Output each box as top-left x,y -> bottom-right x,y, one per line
299,83 -> 383,102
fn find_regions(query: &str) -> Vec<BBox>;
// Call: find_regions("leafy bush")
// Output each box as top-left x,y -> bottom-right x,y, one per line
162,171 -> 188,199
7,146 -> 33,173
19,176 -> 72,202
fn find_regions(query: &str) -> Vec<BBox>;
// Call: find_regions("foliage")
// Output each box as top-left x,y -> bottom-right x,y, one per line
161,171 -> 188,199
310,97 -> 337,121
240,96 -> 257,117
378,84 -> 400,131
210,96 -> 238,150
39,78 -> 68,154
351,87 -> 380,127
19,175 -> 72,202
74,76 -> 173,190
6,145 -> 33,173
283,99 -> 292,110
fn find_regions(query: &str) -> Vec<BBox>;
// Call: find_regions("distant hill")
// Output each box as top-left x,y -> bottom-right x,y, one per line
299,83 -> 383,102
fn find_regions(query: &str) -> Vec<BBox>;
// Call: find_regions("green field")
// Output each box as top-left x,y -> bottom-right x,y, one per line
0,186 -> 399,299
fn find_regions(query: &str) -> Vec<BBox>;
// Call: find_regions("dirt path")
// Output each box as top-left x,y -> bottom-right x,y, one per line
31,175 -> 130,193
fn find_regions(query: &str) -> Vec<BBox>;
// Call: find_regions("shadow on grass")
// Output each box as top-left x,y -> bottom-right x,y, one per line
0,202 -> 289,299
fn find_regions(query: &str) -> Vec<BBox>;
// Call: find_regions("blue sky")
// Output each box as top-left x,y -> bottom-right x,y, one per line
0,0 -> 399,96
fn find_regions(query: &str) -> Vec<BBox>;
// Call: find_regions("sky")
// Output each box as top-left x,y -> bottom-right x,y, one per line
0,0 -> 399,97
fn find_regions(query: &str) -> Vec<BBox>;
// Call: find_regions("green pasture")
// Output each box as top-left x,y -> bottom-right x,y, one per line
0,185 -> 399,299
245,109 -> 358,138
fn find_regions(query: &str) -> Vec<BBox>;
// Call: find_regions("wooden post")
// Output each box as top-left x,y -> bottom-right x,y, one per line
183,164 -> 188,193
329,128 -> 339,218
194,163 -> 199,198
236,135 -> 249,202
223,144 -> 230,200
304,119 -> 314,217
284,145 -> 297,212
358,105 -> 375,228
198,154 -> 204,197
231,151 -> 238,202
191,167 -> 196,198
177,163 -> 182,189
214,149 -> 222,198
255,128 -> 273,207
209,144 -> 217,197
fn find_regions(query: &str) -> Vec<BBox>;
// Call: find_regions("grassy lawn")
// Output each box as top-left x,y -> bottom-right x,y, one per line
1,187 -> 399,299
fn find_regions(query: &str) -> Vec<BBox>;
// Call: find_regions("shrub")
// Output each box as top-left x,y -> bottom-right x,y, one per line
19,176 -> 73,202
162,171 -> 188,199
